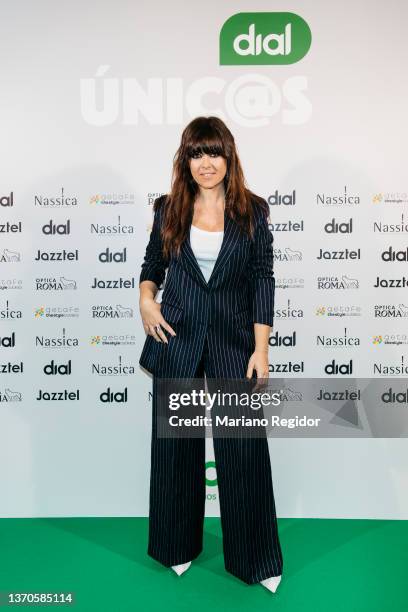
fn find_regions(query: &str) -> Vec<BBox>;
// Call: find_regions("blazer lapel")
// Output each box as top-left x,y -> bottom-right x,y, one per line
180,209 -> 243,288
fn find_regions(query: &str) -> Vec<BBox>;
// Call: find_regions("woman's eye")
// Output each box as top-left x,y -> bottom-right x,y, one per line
191,152 -> 219,159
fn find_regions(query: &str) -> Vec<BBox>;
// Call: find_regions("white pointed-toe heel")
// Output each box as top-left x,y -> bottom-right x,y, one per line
171,561 -> 192,576
260,574 -> 282,593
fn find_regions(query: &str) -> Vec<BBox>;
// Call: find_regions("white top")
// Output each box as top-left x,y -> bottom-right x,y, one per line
190,224 -> 224,283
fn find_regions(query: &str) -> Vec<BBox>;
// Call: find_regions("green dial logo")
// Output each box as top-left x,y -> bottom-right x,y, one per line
220,12 -> 312,65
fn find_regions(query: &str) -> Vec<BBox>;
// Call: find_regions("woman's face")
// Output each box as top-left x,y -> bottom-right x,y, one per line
189,150 -> 227,190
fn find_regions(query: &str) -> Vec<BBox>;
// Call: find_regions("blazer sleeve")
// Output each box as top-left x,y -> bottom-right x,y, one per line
249,207 -> 275,327
139,197 -> 169,289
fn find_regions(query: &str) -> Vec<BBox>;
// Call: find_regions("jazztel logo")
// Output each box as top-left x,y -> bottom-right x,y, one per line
220,12 -> 311,65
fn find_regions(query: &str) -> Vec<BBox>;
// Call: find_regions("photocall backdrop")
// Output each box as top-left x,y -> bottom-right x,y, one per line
0,0 -> 407,519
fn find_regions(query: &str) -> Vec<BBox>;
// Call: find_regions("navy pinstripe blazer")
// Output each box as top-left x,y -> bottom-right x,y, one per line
139,194 -> 275,378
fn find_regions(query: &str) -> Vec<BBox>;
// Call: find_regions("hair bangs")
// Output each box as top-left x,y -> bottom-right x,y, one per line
186,134 -> 226,159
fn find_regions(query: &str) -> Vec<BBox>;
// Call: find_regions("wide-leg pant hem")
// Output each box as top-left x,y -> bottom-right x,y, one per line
147,545 -> 204,569
224,563 -> 284,586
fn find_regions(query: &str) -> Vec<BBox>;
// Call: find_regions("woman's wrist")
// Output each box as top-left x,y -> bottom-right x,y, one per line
139,280 -> 158,305
253,323 -> 270,355
140,295 -> 155,305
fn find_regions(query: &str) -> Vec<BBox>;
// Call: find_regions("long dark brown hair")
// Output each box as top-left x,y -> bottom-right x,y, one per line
156,116 -> 269,259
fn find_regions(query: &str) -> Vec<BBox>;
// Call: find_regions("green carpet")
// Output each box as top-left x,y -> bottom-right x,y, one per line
0,518 -> 406,611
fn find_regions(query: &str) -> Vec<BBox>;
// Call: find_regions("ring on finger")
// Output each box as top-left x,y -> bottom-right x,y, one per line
152,323 -> 162,341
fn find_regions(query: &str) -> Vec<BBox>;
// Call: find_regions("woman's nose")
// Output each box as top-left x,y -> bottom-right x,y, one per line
201,154 -> 213,167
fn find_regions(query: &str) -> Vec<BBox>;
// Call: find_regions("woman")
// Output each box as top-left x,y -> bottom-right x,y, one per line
139,116 -> 283,592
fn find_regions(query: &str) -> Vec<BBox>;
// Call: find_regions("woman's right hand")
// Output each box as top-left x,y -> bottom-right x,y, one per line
139,297 -> 176,344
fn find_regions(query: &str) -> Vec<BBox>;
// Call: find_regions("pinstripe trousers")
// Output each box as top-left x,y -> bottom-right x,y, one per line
147,336 -> 284,585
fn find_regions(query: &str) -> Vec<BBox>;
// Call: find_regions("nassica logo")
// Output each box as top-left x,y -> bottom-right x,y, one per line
220,12 -> 311,65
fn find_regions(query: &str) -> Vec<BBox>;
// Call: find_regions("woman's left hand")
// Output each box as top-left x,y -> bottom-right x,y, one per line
246,350 -> 270,391
246,349 -> 269,379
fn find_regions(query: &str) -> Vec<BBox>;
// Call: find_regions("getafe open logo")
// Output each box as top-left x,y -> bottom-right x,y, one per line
220,12 -> 312,65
